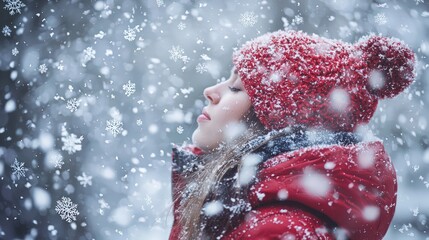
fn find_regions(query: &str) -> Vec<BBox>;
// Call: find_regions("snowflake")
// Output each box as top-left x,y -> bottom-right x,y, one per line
136,119 -> 143,126
239,11 -> 258,27
415,0 -> 424,5
98,198 -> 110,215
57,63 -> 64,71
398,223 -> 412,233
55,197 -> 79,223
156,0 -> 164,7
77,172 -> 92,187
82,47 -> 96,66
3,0 -> 26,15
105,119 -> 123,137
411,207 -> 419,216
11,47 -> 19,56
195,63 -> 207,74
177,22 -> 186,30
66,98 -> 80,112
374,13 -> 387,25
176,126 -> 184,134
11,159 -> 28,181
292,15 -> 304,25
124,27 -> 136,41
94,31 -> 106,39
122,80 -> 136,96
168,45 -> 188,63
2,25 -> 11,36
54,155 -> 64,169
143,195 -> 154,209
38,64 -> 48,74
61,124 -> 84,154
399,24 -> 410,33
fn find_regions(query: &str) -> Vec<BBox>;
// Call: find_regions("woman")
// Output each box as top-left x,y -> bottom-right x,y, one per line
169,30 -> 415,239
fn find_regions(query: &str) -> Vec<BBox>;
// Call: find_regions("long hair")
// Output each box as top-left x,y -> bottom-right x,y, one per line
175,108 -> 271,239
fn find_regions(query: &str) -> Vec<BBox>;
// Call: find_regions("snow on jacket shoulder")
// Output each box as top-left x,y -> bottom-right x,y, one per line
229,140 -> 396,240
169,140 -> 397,240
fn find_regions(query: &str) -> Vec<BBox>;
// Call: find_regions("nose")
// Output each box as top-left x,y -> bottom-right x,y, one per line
203,85 -> 220,104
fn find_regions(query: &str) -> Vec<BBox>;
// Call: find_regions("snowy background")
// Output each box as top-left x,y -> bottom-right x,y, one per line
0,0 -> 428,239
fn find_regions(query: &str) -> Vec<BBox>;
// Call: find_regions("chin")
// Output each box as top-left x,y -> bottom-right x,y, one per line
191,128 -> 218,151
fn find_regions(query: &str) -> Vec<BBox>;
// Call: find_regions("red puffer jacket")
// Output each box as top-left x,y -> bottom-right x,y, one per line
169,140 -> 397,240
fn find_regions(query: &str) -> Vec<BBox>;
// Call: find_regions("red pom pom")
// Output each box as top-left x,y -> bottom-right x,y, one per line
356,35 -> 415,99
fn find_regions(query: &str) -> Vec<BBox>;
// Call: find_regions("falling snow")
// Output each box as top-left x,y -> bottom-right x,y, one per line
156,0 -> 164,7
292,15 -> 304,25
122,80 -> 136,96
176,126 -> 184,134
77,172 -> 92,187
0,1 -> 428,239
177,22 -> 186,30
136,119 -> 143,126
61,124 -> 84,154
3,0 -> 26,15
66,98 -> 80,112
239,11 -> 258,27
105,119 -> 123,137
38,64 -> 48,74
123,27 -> 136,41
195,62 -> 207,74
374,13 -> 388,25
11,47 -> 18,56
54,155 -> 64,169
168,45 -> 189,63
2,25 -> 11,36
11,159 -> 28,181
55,197 -> 79,223
81,47 -> 96,66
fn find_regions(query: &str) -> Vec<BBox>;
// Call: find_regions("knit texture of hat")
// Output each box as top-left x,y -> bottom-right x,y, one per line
233,30 -> 416,132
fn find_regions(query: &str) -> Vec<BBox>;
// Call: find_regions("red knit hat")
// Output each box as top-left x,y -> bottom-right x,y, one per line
233,30 -> 415,132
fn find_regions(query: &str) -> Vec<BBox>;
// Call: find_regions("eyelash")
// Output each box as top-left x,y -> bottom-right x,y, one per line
228,86 -> 241,92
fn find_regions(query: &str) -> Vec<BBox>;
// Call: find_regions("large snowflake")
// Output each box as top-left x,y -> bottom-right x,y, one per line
55,197 -> 79,223
105,119 -> 123,137
3,0 -> 26,15
81,47 -> 96,66
11,159 -> 28,181
123,27 -> 136,41
374,13 -> 388,25
239,11 -> 258,27
195,63 -> 207,74
77,172 -> 92,187
122,80 -> 136,96
61,123 -> 84,154
66,98 -> 80,112
38,64 -> 48,74
168,45 -> 189,63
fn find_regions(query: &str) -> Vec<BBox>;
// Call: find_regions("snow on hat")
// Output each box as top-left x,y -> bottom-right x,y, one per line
233,30 -> 415,132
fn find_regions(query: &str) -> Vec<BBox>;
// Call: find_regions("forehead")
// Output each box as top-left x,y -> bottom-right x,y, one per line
217,69 -> 239,83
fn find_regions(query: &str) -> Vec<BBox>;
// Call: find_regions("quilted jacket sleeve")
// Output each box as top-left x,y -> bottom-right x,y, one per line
225,205 -> 335,240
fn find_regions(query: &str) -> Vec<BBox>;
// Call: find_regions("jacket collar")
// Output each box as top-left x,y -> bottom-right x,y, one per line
172,127 -> 361,174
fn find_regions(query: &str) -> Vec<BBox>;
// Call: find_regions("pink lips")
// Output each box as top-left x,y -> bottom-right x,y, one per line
197,109 -> 211,122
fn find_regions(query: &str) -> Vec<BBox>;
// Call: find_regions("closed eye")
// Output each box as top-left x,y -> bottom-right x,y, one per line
228,86 -> 241,92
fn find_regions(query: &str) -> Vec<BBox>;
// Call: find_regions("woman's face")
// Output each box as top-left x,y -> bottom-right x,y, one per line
192,69 -> 252,151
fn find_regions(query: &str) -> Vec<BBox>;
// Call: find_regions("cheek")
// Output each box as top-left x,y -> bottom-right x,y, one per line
229,97 -> 252,120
